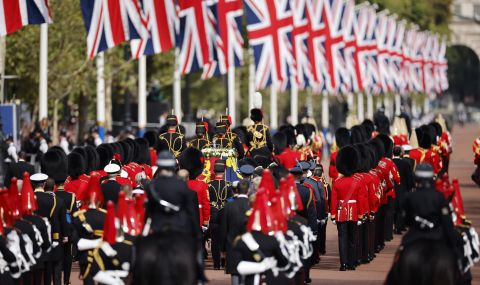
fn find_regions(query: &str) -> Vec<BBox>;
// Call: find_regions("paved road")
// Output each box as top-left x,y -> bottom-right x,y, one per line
71,123 -> 480,285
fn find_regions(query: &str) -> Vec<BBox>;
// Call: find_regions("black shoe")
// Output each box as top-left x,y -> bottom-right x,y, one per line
347,265 -> 356,270
361,258 -> 370,264
340,264 -> 347,271
375,246 -> 381,253
213,266 -> 221,270
305,277 -> 312,284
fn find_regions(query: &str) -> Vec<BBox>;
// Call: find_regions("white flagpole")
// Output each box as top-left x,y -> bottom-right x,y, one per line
321,92 -> 329,130
96,52 -> 106,140
248,49 -> 255,111
358,92 -> 364,122
39,24 -> 48,120
366,92 -> 374,119
395,94 -> 401,116
347,92 -> 354,116
290,78 -> 298,125
270,85 -> 278,130
228,65 -> 236,127
138,55 -> 147,135
173,48 -> 182,122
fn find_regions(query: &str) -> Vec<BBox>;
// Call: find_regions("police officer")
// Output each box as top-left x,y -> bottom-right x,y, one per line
208,159 -> 234,269
158,114 -> 187,157
189,120 -> 211,150
246,108 -> 273,157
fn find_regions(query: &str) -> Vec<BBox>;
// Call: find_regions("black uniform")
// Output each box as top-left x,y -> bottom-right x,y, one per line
158,131 -> 187,158
23,214 -> 52,285
220,195 -> 250,275
14,218 -> 41,285
34,189 -> 65,285
4,159 -> 35,187
232,231 -> 289,285
56,187 -> 78,285
101,179 -> 122,204
246,123 -> 273,157
304,176 -> 327,263
72,208 -> 106,285
213,132 -> 245,159
208,178 -> 234,269
295,182 -> 318,236
0,234 -> 17,285
189,136 -> 210,151
392,157 -> 414,233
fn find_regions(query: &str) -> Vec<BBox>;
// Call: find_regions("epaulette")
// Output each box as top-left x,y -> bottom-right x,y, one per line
232,235 -> 242,247
73,209 -> 87,218
98,208 -> 107,213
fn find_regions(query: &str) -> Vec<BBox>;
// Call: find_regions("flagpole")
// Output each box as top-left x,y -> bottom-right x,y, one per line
347,92 -> 354,116
228,65 -> 236,127
270,85 -> 278,130
321,92 -> 329,130
290,78 -> 298,125
39,24 -> 48,120
366,92 -> 374,119
395,94 -> 401,116
358,92 -> 364,122
173,48 -> 182,122
248,49 -> 255,112
138,55 -> 147,136
96,52 -> 106,140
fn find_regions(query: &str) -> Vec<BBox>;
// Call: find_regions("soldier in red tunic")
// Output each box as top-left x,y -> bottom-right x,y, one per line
409,126 -> 443,175
330,146 -> 365,271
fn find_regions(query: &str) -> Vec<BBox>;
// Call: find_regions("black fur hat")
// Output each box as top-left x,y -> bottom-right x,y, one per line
376,133 -> 394,158
144,130 -> 159,149
279,125 -> 296,147
96,144 -> 114,169
361,119 -> 375,138
85,145 -> 100,173
124,138 -> 140,163
336,146 -> 360,176
68,152 -> 86,180
429,122 -> 443,138
354,144 -> 370,173
295,124 -> 307,138
374,112 -> 390,135
119,140 -> 133,164
135,137 -> 150,165
350,125 -> 366,144
272,132 -> 288,155
110,142 -> 125,164
369,138 -> 385,161
178,147 -> 204,179
41,149 -> 68,183
426,124 -> 439,144
304,123 -> 316,139
417,126 -> 433,149
250,108 -> 263,122
335,127 -> 351,148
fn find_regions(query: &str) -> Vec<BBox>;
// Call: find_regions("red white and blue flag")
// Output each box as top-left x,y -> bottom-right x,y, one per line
390,19 -> 405,94
342,0 -> 362,93
0,0 -> 52,36
290,0 -> 312,90
177,0 -> 212,75
202,0 -> 243,79
422,33 -> 436,94
375,11 -> 391,93
130,0 -> 177,59
435,36 -> 448,92
245,0 -> 294,91
411,29 -> 426,93
80,0 -> 150,59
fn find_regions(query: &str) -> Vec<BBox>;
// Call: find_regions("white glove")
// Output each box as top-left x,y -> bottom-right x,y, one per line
201,226 -> 208,233
357,221 -> 362,226
93,271 -> 125,285
237,257 -> 277,275
332,220 -> 336,225
77,238 -> 102,251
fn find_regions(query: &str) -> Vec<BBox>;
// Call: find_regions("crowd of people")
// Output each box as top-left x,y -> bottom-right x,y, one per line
0,107 -> 478,285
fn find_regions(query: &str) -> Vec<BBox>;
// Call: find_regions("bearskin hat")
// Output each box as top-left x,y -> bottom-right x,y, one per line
365,144 -> 378,170
336,146 -> 360,176
429,122 -> 443,138
417,126 -> 433,149
279,125 -> 296,147
335,127 -> 351,148
41,149 -> 68,183
143,130 -> 159,149
135,138 -> 150,165
118,140 -> 133,164
96,144 -> 114,169
68,152 -> 86,180
250,108 -> 263,122
353,144 -> 369,173
425,124 -> 439,144
350,125 -> 366,144
361,119 -> 375,138
304,123 -> 316,139
295,124 -> 307,138
369,138 -> 385,161
178,147 -> 204,179
272,132 -> 288,155
374,112 -> 390,135
376,133 -> 394,158
85,145 -> 100,173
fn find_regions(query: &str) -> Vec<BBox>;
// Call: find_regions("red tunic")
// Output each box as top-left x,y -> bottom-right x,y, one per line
275,147 -> 300,170
367,171 -> 381,213
149,148 -> 158,167
330,176 -> 365,222
64,174 -> 90,202
409,148 -> 443,174
187,179 -> 211,225
329,151 -> 339,180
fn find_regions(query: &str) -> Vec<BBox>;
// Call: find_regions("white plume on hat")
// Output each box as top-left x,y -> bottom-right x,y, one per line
252,92 -> 263,109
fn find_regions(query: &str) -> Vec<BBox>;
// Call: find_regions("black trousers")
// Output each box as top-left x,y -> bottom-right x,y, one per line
64,242 -> 73,285
375,207 -> 385,249
361,222 -> 369,261
394,194 -> 405,232
368,219 -> 376,258
337,222 -> 357,266
319,221 -> 327,255
44,260 -> 62,285
356,223 -> 362,264
384,197 -> 395,241
210,223 -> 221,268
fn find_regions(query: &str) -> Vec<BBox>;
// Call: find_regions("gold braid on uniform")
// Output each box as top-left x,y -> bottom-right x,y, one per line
247,124 -> 267,150
210,181 -> 230,210
159,133 -> 184,157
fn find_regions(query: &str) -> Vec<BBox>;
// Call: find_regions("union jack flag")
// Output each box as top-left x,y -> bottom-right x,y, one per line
364,6 -> 381,94
422,33 -> 436,95
353,4 -> 373,93
402,27 -> 415,93
202,0 -> 243,79
410,29 -> 426,93
130,0 -> 177,59
305,0 -> 330,92
384,15 -> 398,93
342,0 -> 361,93
290,0 -> 312,90
80,0 -> 150,59
245,0 -> 294,91
390,19 -> 405,94
375,11 -> 391,93
0,0 -> 52,36
323,0 -> 349,94
435,36 -> 448,92
177,0 -> 212,75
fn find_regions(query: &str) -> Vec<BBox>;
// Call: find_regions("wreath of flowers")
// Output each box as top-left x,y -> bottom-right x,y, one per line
202,147 -> 237,158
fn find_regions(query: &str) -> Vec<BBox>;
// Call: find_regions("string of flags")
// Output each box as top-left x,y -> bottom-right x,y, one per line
2,0 -> 449,96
